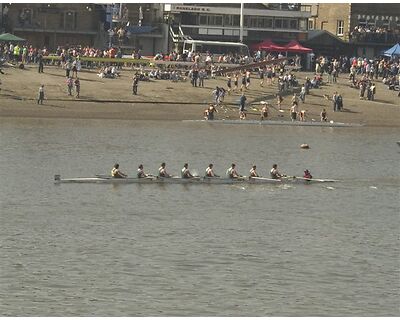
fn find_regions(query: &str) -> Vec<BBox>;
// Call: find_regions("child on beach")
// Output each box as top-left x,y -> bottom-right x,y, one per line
74,78 -> 80,98
37,85 -> 45,104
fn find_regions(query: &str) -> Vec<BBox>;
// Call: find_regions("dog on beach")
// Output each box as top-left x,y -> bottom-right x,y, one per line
323,94 -> 332,101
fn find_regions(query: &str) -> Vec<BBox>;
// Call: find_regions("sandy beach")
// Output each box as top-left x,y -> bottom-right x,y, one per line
0,63 -> 399,127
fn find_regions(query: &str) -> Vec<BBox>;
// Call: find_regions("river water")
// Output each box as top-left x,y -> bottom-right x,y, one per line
0,118 -> 399,316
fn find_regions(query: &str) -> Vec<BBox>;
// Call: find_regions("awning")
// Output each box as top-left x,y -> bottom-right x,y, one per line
252,39 -> 286,52
383,43 -> 400,57
283,40 -> 312,53
0,33 -> 26,42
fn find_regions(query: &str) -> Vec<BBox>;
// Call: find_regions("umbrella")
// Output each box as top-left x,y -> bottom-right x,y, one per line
0,33 -> 26,42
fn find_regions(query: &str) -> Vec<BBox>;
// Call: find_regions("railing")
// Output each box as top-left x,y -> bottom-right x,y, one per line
348,31 -> 400,44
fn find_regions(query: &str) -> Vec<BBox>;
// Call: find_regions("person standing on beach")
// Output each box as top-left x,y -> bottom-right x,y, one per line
74,78 -> 80,98
37,53 -> 44,73
239,93 -> 247,119
233,74 -> 238,92
276,94 -> 283,111
290,101 -> 298,121
332,91 -> 338,112
320,108 -> 328,121
67,77 -> 73,96
37,85 -> 45,105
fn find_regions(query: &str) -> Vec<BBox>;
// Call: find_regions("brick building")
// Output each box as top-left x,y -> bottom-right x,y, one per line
310,3 -> 400,57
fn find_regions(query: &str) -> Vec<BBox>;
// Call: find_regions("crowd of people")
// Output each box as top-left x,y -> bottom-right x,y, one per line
349,25 -> 400,43
1,39 -> 399,118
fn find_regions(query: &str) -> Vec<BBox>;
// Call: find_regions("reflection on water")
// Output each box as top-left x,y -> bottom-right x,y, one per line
0,118 -> 399,316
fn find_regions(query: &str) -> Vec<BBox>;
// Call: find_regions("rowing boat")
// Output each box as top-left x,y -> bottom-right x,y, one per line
182,119 -> 364,127
54,175 -> 338,185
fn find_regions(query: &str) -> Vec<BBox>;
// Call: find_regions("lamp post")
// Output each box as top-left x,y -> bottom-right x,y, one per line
240,2 -> 244,43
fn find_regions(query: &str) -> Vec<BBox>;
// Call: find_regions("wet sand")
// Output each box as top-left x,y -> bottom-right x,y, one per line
0,64 -> 399,127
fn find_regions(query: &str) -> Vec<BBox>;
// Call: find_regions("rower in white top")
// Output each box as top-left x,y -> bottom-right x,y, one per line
137,164 -> 151,178
270,164 -> 284,179
158,162 -> 172,178
226,163 -> 242,179
181,163 -> 195,179
205,163 -> 220,178
249,165 -> 260,178
111,163 -> 127,178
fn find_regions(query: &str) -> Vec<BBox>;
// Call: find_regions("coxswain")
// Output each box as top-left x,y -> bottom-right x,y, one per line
111,163 -> 127,178
181,163 -> 194,179
137,164 -> 150,178
226,163 -> 241,179
158,162 -> 172,178
303,169 -> 313,180
205,163 -> 219,177
249,165 -> 260,178
270,164 -> 283,179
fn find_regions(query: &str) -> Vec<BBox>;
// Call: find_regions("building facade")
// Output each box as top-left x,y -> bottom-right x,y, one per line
310,3 -> 400,57
164,3 -> 311,50
0,3 -> 168,55
109,3 -> 167,55
2,3 -> 107,49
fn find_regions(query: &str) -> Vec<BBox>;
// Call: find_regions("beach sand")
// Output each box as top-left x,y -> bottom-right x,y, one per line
0,64 -> 399,127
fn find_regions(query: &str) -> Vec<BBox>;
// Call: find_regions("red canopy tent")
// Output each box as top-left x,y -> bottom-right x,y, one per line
283,40 -> 313,53
252,39 -> 286,52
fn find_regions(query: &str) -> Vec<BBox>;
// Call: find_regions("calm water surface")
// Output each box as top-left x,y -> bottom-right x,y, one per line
0,118 -> 399,316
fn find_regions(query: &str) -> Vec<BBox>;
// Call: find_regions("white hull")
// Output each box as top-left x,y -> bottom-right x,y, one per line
54,175 -> 337,185
182,120 -> 364,127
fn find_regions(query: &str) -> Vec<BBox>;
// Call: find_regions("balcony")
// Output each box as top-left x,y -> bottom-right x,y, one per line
348,29 -> 400,45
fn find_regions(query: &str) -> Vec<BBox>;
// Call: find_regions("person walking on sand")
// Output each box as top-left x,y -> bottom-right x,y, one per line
132,74 -> 139,95
74,77 -> 80,98
37,85 -> 45,105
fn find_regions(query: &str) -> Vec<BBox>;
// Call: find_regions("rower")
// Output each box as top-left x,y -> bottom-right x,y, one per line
205,163 -> 220,177
303,169 -> 313,180
226,163 -> 241,179
111,163 -> 127,178
158,162 -> 172,178
249,165 -> 260,178
137,164 -> 150,178
270,164 -> 283,179
181,163 -> 194,179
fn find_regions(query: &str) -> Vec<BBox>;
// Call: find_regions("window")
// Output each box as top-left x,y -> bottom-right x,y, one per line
275,19 -> 282,29
199,15 -> 207,25
65,11 -> 77,30
263,18 -> 273,28
337,20 -> 344,36
208,15 -> 223,26
308,20 -> 314,30
19,8 -> 33,25
382,19 -> 389,28
232,15 -> 240,26
289,19 -> 298,29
